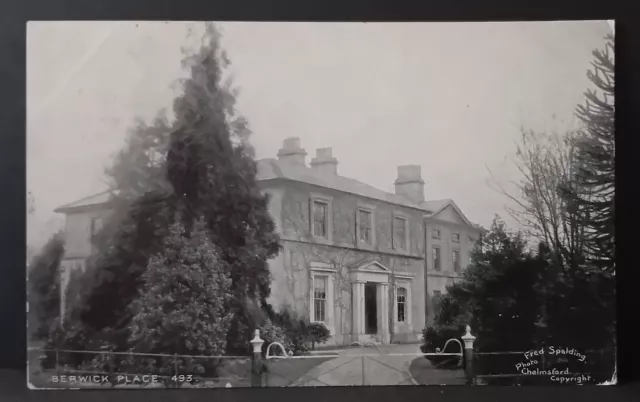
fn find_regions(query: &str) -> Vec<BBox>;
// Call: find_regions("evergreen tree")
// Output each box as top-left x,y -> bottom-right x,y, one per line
562,34 -> 615,273
54,22 -> 278,359
445,217 -> 545,352
104,112 -> 173,203
78,192 -> 175,340
122,216 -> 233,379
27,232 -> 65,340
166,22 -> 280,353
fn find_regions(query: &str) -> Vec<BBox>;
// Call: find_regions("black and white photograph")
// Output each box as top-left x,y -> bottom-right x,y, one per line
26,20 -> 616,388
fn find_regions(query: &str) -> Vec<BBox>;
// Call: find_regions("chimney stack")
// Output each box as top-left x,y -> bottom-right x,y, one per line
394,165 -> 425,204
277,137 -> 307,167
310,147 -> 338,175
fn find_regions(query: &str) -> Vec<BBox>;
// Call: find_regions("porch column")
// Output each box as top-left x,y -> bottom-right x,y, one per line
406,284 -> 412,328
352,281 -> 365,336
380,283 -> 390,343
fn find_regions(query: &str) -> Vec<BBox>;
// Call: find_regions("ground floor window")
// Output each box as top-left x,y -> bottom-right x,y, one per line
397,287 -> 407,322
313,275 -> 328,323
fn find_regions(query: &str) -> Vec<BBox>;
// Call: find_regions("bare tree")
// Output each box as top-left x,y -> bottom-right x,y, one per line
487,128 -> 589,267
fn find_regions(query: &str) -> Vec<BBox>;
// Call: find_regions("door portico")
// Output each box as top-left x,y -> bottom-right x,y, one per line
350,261 -> 391,343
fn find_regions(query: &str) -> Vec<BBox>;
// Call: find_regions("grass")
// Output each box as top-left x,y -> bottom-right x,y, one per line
264,357 -> 333,387
408,357 -> 466,385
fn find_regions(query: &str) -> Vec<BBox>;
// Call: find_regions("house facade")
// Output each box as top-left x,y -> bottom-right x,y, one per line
54,137 -> 481,344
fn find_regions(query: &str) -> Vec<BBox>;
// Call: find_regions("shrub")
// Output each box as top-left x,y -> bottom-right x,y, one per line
308,323 -> 330,349
420,324 -> 465,369
258,319 -> 291,357
271,308 -> 313,356
28,232 -> 65,341
41,318 -> 104,370
259,305 -> 322,356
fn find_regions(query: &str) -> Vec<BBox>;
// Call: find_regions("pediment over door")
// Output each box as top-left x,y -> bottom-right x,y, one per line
351,260 -> 391,275
348,261 -> 392,283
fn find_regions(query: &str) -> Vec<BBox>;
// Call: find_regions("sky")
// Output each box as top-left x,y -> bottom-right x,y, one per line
26,20 -> 611,251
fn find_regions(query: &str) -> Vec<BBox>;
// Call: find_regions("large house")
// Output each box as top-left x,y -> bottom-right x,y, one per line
55,137 -> 481,345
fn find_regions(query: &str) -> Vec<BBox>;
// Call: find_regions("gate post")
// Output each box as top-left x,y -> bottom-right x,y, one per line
250,329 -> 265,387
461,325 -> 476,385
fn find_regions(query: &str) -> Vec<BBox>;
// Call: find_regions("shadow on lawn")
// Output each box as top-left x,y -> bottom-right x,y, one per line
408,357 -> 466,385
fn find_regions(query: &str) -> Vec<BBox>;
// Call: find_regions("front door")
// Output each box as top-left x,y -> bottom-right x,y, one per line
364,282 -> 378,335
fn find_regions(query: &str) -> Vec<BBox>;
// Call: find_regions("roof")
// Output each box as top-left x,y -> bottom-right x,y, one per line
420,199 -> 452,215
421,198 -> 480,230
257,158 -> 427,211
54,159 -> 477,227
53,191 -> 113,213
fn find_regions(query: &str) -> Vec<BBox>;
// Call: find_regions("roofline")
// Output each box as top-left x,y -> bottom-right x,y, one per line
423,200 -> 480,229
258,177 -> 429,212
54,201 -> 113,214
53,190 -> 113,214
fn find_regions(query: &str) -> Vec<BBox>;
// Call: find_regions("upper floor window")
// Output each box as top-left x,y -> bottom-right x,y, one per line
452,232 -> 460,243
397,287 -> 407,322
312,200 -> 329,239
431,229 -> 440,239
313,276 -> 328,323
453,249 -> 461,272
357,208 -> 373,245
393,216 -> 408,251
90,217 -> 102,241
433,246 -> 441,271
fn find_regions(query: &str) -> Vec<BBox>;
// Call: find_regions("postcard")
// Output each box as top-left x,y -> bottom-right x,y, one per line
26,20 -> 616,389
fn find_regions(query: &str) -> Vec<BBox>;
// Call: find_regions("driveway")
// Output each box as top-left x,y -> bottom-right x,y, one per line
291,344 -> 424,387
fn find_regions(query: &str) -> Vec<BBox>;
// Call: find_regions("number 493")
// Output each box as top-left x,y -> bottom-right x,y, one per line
171,375 -> 194,382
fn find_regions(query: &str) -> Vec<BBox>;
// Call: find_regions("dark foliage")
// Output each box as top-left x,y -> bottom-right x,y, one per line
79,192 -> 175,338
165,23 -> 281,354
560,34 -> 615,274
426,216 -> 615,384
27,232 -> 65,341
307,322 -> 331,349
420,324 -> 465,368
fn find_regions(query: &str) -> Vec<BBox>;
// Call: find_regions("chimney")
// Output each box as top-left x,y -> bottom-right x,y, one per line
277,137 -> 307,166
394,165 -> 425,204
310,147 -> 338,175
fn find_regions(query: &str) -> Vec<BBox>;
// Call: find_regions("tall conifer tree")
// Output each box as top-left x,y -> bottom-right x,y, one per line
563,34 -> 615,273
166,22 -> 280,353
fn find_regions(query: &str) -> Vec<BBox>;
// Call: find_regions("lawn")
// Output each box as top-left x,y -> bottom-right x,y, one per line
408,357 -> 466,385
264,357 -> 333,387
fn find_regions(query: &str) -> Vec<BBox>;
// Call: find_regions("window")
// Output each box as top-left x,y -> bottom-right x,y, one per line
90,217 -> 102,240
393,216 -> 408,250
453,250 -> 460,272
358,209 -> 373,244
433,247 -> 441,271
432,290 -> 442,312
431,229 -> 440,239
397,287 -> 407,323
312,201 -> 329,239
452,232 -> 460,242
313,276 -> 328,322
